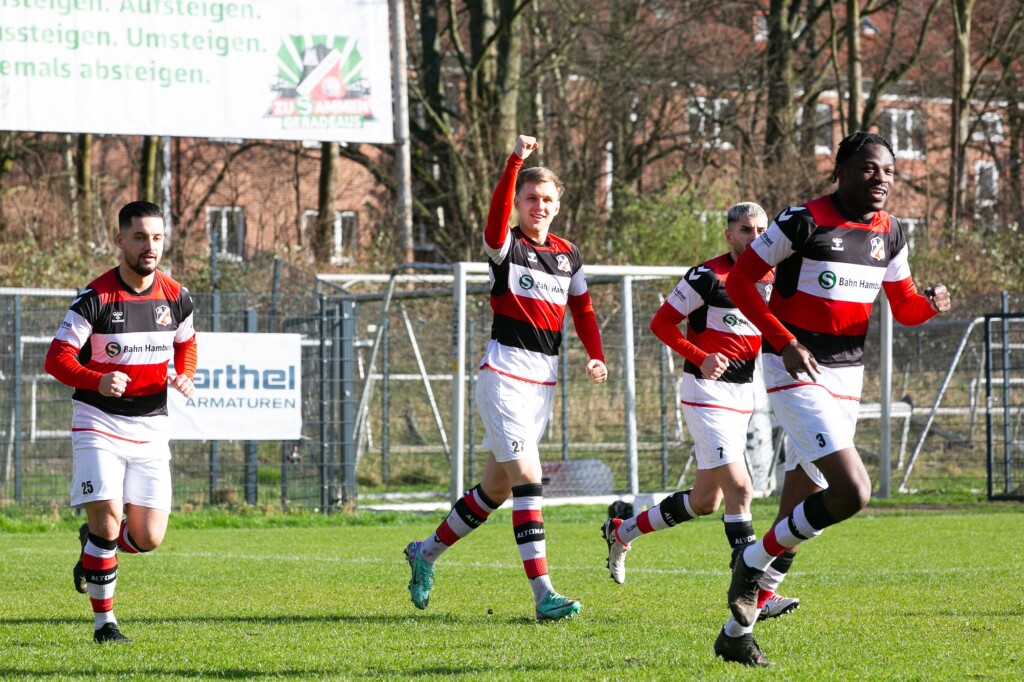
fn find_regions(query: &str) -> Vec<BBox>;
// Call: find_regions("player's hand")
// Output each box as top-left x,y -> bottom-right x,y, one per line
586,359 -> 607,384
170,373 -> 196,398
781,340 -> 820,382
924,284 -> 951,313
699,353 -> 729,381
513,134 -> 538,160
99,371 -> 131,398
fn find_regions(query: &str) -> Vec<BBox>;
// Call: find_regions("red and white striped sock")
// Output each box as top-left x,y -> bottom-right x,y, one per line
418,485 -> 498,563
82,534 -> 118,629
617,490 -> 696,544
512,483 -> 554,602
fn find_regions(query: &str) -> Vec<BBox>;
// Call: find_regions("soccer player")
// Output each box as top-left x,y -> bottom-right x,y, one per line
601,202 -> 799,621
715,132 -> 951,666
45,201 -> 197,643
403,134 -> 607,621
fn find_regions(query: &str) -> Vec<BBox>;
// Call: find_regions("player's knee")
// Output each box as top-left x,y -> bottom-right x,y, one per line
480,481 -> 510,507
687,489 -> 722,516
729,480 -> 754,509
132,527 -> 166,552
833,478 -> 871,520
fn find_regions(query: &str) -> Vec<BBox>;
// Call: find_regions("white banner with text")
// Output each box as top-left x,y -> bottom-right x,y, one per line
169,332 -> 302,440
0,0 -> 394,143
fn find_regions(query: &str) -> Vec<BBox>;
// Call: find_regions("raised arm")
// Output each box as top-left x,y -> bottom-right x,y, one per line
483,135 -> 539,255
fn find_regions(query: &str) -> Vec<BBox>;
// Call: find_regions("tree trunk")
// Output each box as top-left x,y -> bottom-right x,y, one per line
495,0 -> 521,161
948,0 -> 975,239
1007,66 -> 1024,230
846,0 -> 862,131
63,134 -> 80,240
140,135 -> 160,203
76,133 -> 94,241
764,0 -> 797,208
315,141 -> 339,264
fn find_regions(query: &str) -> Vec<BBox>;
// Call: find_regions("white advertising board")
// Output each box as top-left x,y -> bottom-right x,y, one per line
168,331 -> 302,440
0,0 -> 394,143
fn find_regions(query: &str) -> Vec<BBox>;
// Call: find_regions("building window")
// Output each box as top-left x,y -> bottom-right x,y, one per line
878,108 -> 926,159
973,160 -> 999,228
304,209 -> 358,264
688,97 -> 735,149
205,206 -> 245,261
971,111 -> 1004,144
796,103 -> 833,155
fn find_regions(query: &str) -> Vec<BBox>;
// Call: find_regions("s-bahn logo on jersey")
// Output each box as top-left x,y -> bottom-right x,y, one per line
818,271 -> 837,289
105,342 -> 121,358
869,236 -> 885,261
519,274 -> 535,290
723,314 -> 739,327
555,254 -> 571,273
154,305 -> 172,326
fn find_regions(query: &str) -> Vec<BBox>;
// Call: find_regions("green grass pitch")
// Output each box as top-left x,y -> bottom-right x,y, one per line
1,502 -> 1022,680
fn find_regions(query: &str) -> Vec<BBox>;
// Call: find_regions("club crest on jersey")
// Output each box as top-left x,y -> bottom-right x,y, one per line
555,254 -> 571,272
869,236 -> 885,261
154,304 -> 173,326
831,237 -> 844,251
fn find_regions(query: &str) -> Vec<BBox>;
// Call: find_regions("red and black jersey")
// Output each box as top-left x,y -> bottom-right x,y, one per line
479,154 -> 603,384
45,268 -> 197,420
728,194 -> 935,367
652,253 -> 773,384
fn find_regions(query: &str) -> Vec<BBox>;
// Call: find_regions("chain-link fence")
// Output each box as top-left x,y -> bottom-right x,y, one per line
2,283 -> 1021,512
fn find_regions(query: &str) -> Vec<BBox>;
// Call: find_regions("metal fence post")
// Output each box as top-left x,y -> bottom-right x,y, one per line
622,275 -> 639,495
318,295 -> 329,513
13,295 -> 23,503
338,299 -> 357,508
1000,293 -> 1012,494
280,441 -> 289,511
381,315 -> 391,484
561,319 -> 570,461
467,317 -> 477,481
244,307 -> 258,505
878,291 -> 893,499
659,342 -> 670,489
208,290 -> 220,503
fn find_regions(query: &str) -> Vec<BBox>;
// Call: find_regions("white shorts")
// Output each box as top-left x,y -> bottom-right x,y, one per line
70,431 -> 173,511
476,368 -> 554,462
764,354 -> 862,487
679,373 -> 753,470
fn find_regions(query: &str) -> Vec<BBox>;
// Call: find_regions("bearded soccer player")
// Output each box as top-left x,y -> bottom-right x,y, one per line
45,201 -> 197,643
403,134 -> 607,621
601,202 -> 799,621
714,132 -> 951,666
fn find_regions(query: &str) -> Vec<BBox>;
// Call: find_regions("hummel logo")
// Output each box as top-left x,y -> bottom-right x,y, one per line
71,287 -> 92,307
688,266 -> 709,281
777,205 -> 806,223
831,237 -> 844,251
